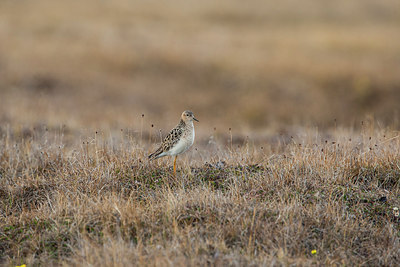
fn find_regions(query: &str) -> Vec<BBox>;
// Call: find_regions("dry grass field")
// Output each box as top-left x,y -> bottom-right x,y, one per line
1,124 -> 399,266
1,0 -> 400,266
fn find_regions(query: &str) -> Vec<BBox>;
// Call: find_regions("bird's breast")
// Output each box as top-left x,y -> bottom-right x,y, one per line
169,127 -> 194,155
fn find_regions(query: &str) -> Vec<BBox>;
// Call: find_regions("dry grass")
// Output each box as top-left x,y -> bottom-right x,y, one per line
0,123 -> 399,266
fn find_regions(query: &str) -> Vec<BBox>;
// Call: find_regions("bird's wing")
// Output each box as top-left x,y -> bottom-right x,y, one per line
161,126 -> 184,152
148,126 -> 184,159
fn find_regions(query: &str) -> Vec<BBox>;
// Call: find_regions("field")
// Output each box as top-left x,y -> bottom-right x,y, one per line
1,125 -> 399,266
1,0 -> 400,266
1,0 -> 400,131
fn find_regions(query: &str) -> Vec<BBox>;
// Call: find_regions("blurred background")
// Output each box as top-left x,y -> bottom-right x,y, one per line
0,0 -> 399,139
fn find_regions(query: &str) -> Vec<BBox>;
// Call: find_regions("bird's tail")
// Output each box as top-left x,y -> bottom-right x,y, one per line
148,147 -> 163,160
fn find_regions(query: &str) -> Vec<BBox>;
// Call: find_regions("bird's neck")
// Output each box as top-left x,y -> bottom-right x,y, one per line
179,119 -> 193,128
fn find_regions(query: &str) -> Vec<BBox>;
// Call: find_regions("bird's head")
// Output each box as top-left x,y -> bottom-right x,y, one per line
181,110 -> 199,123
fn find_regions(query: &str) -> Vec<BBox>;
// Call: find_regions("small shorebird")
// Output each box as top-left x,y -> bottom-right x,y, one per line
148,110 -> 199,176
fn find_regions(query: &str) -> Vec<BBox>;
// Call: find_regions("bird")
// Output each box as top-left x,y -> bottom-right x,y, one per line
148,110 -> 199,176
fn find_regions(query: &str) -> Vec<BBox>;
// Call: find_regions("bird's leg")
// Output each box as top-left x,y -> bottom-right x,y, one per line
173,155 -> 177,176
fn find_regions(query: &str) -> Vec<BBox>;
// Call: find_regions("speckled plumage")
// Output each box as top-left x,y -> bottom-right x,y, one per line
149,110 -> 198,160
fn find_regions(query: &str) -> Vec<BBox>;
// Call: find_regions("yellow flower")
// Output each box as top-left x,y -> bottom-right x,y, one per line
16,265 -> 26,267
311,249 -> 317,255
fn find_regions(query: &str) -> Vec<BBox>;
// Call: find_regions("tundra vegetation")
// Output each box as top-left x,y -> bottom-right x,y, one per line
0,0 -> 399,265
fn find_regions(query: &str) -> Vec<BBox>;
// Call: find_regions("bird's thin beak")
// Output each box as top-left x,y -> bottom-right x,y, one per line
193,117 -> 199,122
